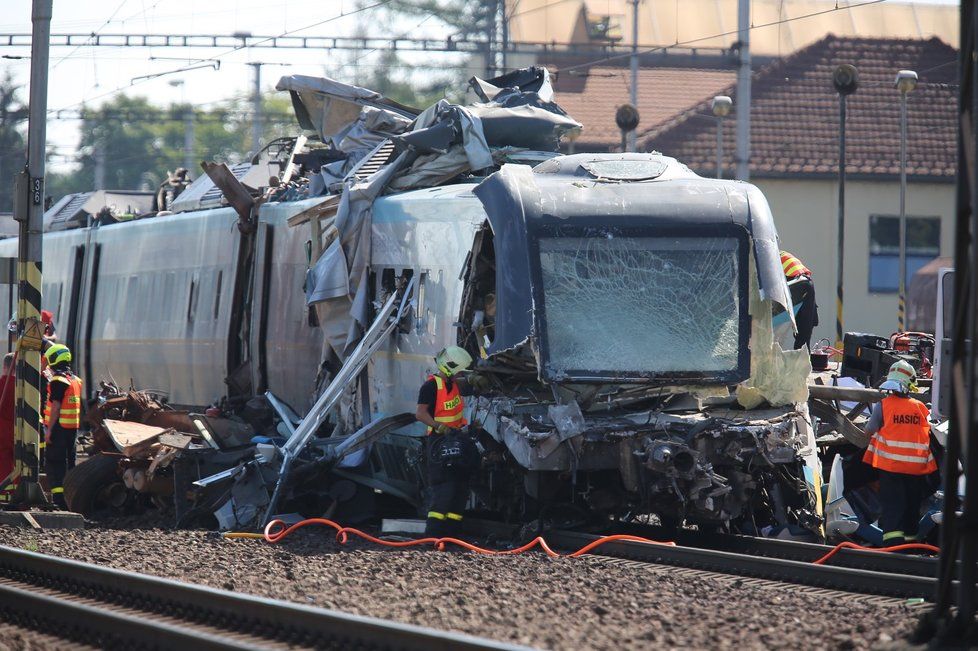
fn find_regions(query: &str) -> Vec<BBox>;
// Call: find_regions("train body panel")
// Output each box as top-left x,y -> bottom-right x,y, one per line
87,208 -> 241,407
254,199 -> 325,413
367,184 -> 486,429
1,200 -> 323,412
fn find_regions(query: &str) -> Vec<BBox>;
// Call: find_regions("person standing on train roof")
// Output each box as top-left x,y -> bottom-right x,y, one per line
862,360 -> 938,546
43,344 -> 83,509
780,250 -> 818,351
415,345 -> 490,537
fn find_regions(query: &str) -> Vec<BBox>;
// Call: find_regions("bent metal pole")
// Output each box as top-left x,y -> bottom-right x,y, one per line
10,0 -> 52,508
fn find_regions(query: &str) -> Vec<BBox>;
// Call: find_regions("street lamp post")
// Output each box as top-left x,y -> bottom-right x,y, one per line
832,64 -> 859,348
711,95 -> 732,179
895,69 -> 918,333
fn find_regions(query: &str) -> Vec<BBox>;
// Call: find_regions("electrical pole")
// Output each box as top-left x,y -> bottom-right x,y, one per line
10,0 -> 52,509
93,137 -> 105,190
248,62 -> 262,156
735,0 -> 751,180
627,0 -> 639,152
183,107 -> 195,172
500,0 -> 508,73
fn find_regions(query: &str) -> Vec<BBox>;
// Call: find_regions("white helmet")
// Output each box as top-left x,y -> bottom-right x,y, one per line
435,346 -> 472,377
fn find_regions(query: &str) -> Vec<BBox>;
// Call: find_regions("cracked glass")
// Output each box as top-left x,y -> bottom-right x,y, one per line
538,236 -> 742,376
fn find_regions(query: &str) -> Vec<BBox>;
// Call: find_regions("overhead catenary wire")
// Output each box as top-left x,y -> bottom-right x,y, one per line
48,0 -> 400,114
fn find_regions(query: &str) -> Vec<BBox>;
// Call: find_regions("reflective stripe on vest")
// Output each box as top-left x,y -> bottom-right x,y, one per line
780,251 -> 811,279
427,374 -> 466,435
45,374 -> 83,430
862,395 -> 936,475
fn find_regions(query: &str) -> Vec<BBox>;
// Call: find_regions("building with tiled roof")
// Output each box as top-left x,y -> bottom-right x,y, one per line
553,65 -> 736,151
637,35 -> 957,343
643,35 -> 958,180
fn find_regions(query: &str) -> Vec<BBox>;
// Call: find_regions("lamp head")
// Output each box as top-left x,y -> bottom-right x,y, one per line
832,64 -> 859,96
895,70 -> 918,93
711,95 -> 733,117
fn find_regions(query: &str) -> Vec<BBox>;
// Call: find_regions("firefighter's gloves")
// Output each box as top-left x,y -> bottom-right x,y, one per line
434,424 -> 455,436
467,372 -> 491,392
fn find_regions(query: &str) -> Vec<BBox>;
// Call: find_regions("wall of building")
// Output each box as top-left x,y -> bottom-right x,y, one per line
755,177 -> 955,345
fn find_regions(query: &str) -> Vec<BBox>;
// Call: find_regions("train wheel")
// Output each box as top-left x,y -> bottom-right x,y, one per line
64,454 -> 124,516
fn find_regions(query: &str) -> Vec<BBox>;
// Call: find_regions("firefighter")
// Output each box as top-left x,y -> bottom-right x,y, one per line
780,250 -> 818,351
415,345 -> 487,537
862,360 -> 937,545
43,344 -> 83,509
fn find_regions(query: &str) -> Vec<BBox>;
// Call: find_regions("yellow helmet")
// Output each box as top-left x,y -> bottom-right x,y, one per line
435,346 -> 472,377
44,343 -> 71,367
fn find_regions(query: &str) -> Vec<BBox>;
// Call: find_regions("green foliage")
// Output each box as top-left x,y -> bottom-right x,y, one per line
0,71 -> 28,213
45,93 -> 295,201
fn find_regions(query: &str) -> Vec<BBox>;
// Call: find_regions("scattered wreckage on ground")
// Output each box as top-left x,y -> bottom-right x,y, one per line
6,67 -> 906,541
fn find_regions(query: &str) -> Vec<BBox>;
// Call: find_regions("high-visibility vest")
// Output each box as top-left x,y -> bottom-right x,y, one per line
427,374 -> 466,435
44,373 -> 83,430
863,395 -> 936,475
780,251 -> 811,279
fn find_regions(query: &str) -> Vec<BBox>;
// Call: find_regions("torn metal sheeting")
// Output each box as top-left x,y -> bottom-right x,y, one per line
103,420 -> 174,457
201,161 -> 255,223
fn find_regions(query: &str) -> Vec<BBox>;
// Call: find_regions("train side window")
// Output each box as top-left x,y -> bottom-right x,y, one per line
379,268 -> 396,295
416,271 -> 428,335
214,270 -> 223,320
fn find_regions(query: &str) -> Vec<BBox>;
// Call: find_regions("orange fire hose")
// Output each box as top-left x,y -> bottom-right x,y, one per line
224,518 -> 939,566
257,517 -> 675,557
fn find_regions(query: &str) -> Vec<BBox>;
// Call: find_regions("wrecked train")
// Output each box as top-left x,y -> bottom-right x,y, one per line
0,69 -> 822,537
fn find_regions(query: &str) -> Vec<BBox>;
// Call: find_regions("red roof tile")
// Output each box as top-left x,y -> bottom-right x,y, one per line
642,35 -> 958,179
552,66 -> 736,149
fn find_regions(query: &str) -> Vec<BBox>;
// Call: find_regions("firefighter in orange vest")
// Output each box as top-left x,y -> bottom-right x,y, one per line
415,345 -> 488,537
780,250 -> 818,350
43,344 -> 83,509
862,360 -> 937,545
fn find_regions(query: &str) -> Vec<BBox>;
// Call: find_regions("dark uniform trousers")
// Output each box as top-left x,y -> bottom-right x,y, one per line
424,433 -> 479,537
877,470 -> 930,542
47,423 -> 77,506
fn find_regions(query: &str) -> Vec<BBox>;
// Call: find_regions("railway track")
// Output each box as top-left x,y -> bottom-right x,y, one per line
0,544 -> 528,651
466,519 -> 953,603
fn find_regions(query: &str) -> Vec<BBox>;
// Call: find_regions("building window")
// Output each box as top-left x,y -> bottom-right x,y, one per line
868,215 -> 940,293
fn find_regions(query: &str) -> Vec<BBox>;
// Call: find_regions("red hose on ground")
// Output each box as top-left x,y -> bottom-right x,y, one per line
258,518 -> 940,564
812,540 -> 940,565
262,518 -> 675,557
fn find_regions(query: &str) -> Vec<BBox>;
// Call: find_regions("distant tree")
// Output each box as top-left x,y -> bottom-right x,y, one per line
0,71 -> 28,213
44,93 -> 296,203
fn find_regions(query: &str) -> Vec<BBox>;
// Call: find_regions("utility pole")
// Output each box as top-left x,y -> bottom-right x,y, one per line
93,137 -> 105,190
248,62 -> 262,156
500,0 -> 508,73
735,0 -> 751,180
183,107 -> 195,172
10,0 -> 52,509
484,0 -> 496,77
627,0 -> 639,152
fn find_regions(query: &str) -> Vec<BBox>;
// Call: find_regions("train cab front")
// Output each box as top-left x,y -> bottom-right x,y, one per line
460,153 -> 823,538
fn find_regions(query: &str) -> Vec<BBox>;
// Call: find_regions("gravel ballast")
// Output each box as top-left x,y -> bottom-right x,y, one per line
0,520 -> 923,650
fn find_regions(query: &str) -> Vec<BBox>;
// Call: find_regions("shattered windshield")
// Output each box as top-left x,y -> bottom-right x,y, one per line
538,235 -> 744,378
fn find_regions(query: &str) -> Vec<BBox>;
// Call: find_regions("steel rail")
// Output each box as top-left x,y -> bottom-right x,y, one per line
544,528 -> 947,602
0,544 -> 527,651
606,522 -> 944,578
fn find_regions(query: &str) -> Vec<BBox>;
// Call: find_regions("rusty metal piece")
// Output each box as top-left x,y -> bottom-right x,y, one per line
201,161 -> 255,224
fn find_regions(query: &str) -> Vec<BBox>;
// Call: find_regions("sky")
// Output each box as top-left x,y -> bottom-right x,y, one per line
0,0 -> 961,172
0,1 -> 469,171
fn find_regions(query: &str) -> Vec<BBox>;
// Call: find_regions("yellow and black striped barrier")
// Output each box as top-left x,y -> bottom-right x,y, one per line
11,259 -> 47,506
